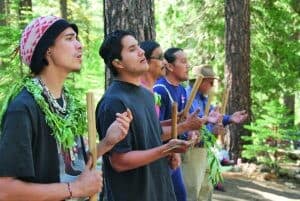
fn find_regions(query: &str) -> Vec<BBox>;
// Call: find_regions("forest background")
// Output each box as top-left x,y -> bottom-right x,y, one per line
0,0 -> 299,171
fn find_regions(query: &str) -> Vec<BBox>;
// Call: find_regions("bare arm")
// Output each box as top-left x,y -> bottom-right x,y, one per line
161,122 -> 188,141
160,119 -> 172,127
109,139 -> 190,172
0,177 -> 71,201
97,109 -> 133,158
0,158 -> 102,201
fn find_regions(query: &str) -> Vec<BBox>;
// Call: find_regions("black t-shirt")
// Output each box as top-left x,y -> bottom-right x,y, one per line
96,80 -> 176,201
0,88 -> 86,186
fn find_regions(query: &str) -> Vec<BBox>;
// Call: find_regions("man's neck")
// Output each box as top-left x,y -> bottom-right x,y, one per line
140,72 -> 156,90
165,74 -> 180,86
38,66 -> 68,98
117,73 -> 141,86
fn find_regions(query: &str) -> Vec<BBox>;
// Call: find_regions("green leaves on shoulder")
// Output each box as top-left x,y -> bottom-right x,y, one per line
154,92 -> 162,107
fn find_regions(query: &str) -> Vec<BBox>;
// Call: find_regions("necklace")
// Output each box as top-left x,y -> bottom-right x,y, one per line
34,77 -> 67,115
0,77 -> 86,149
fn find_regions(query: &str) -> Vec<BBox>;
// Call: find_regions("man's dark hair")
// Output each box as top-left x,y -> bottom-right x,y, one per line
164,47 -> 183,64
140,40 -> 160,60
99,30 -> 135,76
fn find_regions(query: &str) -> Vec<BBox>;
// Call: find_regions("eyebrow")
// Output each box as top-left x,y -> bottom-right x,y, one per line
127,43 -> 138,49
64,33 -> 76,37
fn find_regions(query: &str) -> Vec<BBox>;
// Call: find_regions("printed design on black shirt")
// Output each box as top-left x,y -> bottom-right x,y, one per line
58,138 -> 85,182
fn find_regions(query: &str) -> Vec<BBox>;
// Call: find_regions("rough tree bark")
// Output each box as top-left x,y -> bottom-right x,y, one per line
0,0 -> 6,25
18,0 -> 32,28
224,0 -> 251,161
103,0 -> 155,88
59,0 -> 67,20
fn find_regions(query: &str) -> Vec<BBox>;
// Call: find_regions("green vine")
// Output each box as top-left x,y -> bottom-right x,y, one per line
0,77 -> 86,149
201,127 -> 224,185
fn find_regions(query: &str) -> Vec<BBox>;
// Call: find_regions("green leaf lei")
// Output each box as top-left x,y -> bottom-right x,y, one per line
200,127 -> 224,185
0,77 -> 86,149
154,92 -> 162,107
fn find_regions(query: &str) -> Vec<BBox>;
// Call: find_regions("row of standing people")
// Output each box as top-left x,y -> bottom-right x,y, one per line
0,16 -> 247,201
139,41 -> 247,201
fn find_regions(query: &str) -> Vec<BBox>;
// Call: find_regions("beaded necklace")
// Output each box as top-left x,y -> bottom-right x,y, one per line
34,77 -> 67,115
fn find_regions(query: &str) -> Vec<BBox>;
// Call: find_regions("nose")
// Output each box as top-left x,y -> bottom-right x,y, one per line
75,40 -> 83,50
138,46 -> 145,57
162,59 -> 168,67
186,63 -> 190,69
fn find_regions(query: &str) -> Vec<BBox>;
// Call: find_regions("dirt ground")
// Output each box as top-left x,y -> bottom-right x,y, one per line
212,172 -> 300,201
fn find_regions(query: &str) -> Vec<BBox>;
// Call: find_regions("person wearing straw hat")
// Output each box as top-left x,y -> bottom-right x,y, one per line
97,30 -> 191,201
0,16 -> 132,201
183,64 -> 248,201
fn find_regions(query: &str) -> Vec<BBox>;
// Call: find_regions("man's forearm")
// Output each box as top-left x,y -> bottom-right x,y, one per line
109,144 -> 170,172
97,139 -> 113,158
0,177 -> 73,201
160,122 -> 188,141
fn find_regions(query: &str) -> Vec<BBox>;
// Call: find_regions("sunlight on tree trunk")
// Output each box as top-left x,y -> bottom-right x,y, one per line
225,0 -> 251,161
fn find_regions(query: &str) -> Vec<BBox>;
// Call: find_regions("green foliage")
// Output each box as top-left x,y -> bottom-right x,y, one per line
250,0 -> 300,115
0,0 -> 104,110
242,100 -> 299,169
0,19 -> 27,109
201,127 -> 224,185
156,0 -> 225,72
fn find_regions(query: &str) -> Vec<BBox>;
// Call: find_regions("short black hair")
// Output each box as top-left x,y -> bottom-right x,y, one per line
140,40 -> 160,60
99,30 -> 135,76
164,47 -> 183,64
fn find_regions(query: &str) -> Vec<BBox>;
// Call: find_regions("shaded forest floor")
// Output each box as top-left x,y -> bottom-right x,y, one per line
213,172 -> 300,201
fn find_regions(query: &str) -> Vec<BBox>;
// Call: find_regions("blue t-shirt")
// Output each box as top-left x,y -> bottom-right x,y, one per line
153,77 -> 187,121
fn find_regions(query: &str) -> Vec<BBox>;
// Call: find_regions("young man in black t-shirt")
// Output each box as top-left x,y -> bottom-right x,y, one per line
0,16 -> 132,201
97,30 -> 191,201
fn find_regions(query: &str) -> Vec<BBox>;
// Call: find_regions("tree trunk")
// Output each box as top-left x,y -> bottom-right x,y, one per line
284,94 -> 295,126
224,0 -> 251,162
0,1 -> 6,25
18,0 -> 32,28
59,0 -> 67,20
103,0 -> 155,88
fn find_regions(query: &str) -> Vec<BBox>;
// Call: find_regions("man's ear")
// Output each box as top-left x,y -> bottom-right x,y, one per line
165,63 -> 173,72
112,59 -> 124,69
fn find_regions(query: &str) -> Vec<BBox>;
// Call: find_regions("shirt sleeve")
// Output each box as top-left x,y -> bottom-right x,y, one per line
0,105 -> 35,178
96,97 -> 133,154
222,115 -> 231,126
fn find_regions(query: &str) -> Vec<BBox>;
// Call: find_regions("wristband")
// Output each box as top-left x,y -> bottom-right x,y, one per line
66,182 -> 73,199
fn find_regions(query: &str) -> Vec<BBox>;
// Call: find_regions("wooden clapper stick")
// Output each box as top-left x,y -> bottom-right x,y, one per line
204,90 -> 214,117
180,75 -> 203,122
220,86 -> 229,115
164,102 -> 195,153
86,92 -> 98,201
197,89 -> 214,143
171,102 -> 178,139
163,102 -> 179,153
218,86 -> 230,144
